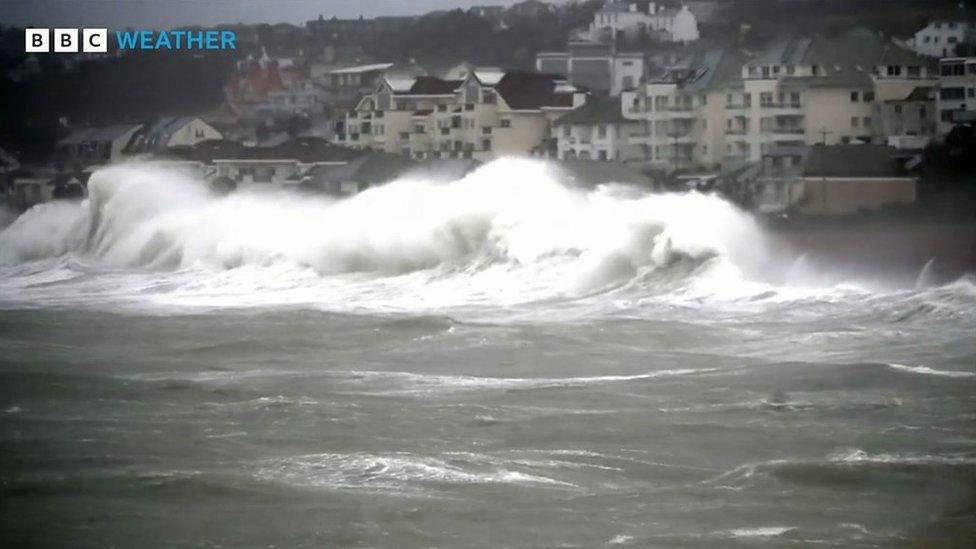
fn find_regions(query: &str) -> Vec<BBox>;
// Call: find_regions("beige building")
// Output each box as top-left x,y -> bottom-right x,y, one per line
614,32 -> 935,172
336,70 -> 585,161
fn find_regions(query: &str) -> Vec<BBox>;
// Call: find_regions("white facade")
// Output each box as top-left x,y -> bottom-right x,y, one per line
909,21 -> 974,58
588,1 -> 699,43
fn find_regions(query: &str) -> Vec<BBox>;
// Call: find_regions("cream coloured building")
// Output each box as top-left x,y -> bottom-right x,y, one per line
336,70 -> 586,161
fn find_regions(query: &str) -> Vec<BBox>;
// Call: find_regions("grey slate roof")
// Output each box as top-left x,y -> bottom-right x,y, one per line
59,124 -> 142,146
553,96 -> 627,126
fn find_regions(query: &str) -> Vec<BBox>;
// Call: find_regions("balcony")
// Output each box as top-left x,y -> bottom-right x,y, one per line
725,127 -> 748,135
762,126 -> 805,136
727,103 -> 751,110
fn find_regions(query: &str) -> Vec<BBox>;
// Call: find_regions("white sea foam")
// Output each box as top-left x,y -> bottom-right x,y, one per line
256,452 -> 574,493
886,363 -> 975,379
727,526 -> 795,537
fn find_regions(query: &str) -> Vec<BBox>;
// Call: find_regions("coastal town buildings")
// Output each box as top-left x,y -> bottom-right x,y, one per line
335,70 -> 586,161
58,125 -> 144,166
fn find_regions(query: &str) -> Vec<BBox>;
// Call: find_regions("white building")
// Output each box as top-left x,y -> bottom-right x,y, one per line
936,57 -> 976,138
588,0 -> 699,44
125,117 -> 223,155
908,21 -> 975,58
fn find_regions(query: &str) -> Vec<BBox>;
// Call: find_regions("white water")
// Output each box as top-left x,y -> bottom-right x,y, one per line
0,159 -> 973,316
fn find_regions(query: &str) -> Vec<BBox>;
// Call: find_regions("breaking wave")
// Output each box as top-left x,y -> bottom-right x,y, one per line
0,158 -> 973,314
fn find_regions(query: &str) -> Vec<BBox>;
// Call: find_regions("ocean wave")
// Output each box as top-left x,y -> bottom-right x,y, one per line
254,451 -> 574,494
336,367 -> 717,395
886,363 -> 975,379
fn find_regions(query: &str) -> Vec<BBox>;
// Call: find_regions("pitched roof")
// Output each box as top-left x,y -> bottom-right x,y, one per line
495,71 -> 575,110
803,145 -> 907,178
172,137 -> 360,163
59,124 -> 143,146
408,76 -> 463,95
553,96 -> 627,126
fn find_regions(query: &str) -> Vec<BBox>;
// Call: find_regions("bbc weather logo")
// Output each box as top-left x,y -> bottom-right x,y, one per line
25,28 -> 237,53
26,29 -> 108,53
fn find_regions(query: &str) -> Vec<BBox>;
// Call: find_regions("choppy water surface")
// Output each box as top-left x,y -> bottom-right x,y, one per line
1,161 -> 974,547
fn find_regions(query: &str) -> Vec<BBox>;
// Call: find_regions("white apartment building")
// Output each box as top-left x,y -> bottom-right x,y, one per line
536,40 -> 645,95
336,70 -> 586,161
908,21 -> 975,58
936,57 -> 976,138
588,0 -> 699,43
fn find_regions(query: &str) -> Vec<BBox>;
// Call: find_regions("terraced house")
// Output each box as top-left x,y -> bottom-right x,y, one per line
335,70 -> 586,160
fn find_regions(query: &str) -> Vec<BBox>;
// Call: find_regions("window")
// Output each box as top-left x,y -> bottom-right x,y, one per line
482,139 -> 491,151
894,104 -> 903,114
850,91 -> 859,102
760,92 -> 773,106
562,126 -> 571,137
762,66 -> 770,78
790,92 -> 800,106
851,117 -> 859,127
786,65 -> 795,75
500,119 -> 511,128
598,150 -> 607,161
863,117 -> 871,127
908,66 -> 921,78
841,136 -> 851,144
969,88 -> 975,98
597,126 -> 607,138
949,36 -> 958,43
886,65 -> 902,76
924,36 -> 931,43
863,91 -> 874,102
483,91 -> 496,104
940,87 -> 965,100
920,106 -> 927,118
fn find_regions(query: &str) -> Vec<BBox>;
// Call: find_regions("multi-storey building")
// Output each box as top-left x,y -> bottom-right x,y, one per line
552,96 -> 645,161
605,31 -> 934,172
536,40 -> 645,96
877,87 -> 936,150
620,49 -> 728,170
587,0 -> 699,43
908,21 -> 975,59
936,57 -> 976,138
336,70 -> 586,161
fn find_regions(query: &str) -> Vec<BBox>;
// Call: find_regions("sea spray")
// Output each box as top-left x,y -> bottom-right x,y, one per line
0,159 -> 772,302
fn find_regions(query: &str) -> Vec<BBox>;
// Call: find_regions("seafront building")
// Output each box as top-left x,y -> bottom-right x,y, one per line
335,70 -> 586,161
935,57 -> 976,138
536,40 -> 645,95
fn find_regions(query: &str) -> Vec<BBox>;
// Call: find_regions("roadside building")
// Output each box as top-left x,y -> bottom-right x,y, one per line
336,70 -> 585,161
936,57 -> 976,139
876,87 -> 936,150
620,49 -> 725,170
125,117 -> 223,156
58,124 -> 143,166
908,21 -> 975,58
314,62 -> 395,110
587,0 -> 699,43
536,39 -> 645,95
553,95 -> 644,161
754,144 -> 916,216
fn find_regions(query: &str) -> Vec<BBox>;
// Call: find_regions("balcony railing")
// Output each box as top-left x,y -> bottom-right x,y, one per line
761,102 -> 803,110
